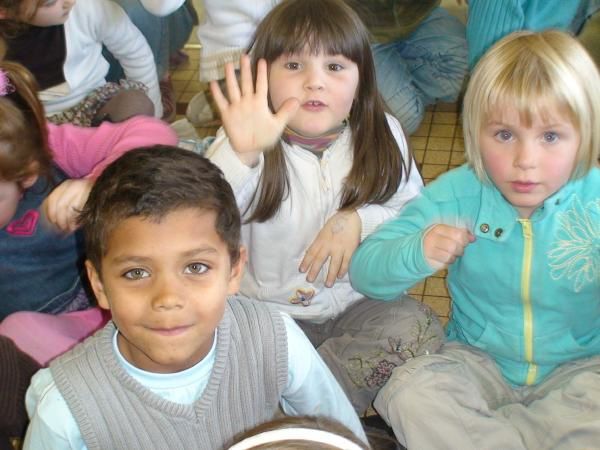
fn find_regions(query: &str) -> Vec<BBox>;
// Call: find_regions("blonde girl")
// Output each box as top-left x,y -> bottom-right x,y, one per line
350,30 -> 600,449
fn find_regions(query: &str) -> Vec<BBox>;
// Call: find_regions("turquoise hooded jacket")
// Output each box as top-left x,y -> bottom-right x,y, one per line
350,164 -> 600,386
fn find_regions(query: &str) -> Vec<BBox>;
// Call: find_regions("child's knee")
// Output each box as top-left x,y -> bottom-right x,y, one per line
395,297 -> 445,357
94,90 -> 155,124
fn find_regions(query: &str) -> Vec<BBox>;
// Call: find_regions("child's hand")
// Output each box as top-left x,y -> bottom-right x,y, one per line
210,54 -> 300,165
300,210 -> 361,288
423,224 -> 475,271
41,179 -> 93,233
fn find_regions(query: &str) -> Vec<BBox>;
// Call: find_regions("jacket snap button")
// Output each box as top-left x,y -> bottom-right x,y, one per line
494,228 -> 503,238
480,223 -> 489,233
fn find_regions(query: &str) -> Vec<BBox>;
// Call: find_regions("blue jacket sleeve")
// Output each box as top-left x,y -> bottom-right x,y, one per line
349,191 -> 439,301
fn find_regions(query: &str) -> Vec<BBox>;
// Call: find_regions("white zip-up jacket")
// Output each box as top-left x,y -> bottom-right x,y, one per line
207,114 -> 423,322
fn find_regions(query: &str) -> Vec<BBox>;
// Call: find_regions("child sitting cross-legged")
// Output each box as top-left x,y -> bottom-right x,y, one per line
350,30 -> 600,450
23,146 -> 367,450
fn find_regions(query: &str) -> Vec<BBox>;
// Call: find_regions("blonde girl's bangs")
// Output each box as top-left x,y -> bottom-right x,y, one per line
464,30 -> 599,180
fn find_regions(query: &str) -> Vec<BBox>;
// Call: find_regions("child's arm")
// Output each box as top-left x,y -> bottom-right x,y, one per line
93,0 -> 163,117
279,314 -> 368,445
349,188 -> 473,301
300,209 -> 362,288
301,116 -> 423,287
423,224 -> 475,271
210,54 -> 299,167
42,116 -> 177,232
23,369 -> 84,450
40,179 -> 93,233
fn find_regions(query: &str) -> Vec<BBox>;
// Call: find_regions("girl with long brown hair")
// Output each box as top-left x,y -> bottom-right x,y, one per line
207,0 -> 444,417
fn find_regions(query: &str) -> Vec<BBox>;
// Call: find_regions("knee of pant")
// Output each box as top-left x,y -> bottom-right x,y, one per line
97,90 -> 155,123
406,299 -> 446,348
375,359 -> 441,413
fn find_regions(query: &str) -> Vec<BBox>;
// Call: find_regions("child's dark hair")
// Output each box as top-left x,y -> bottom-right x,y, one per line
79,146 -> 242,273
246,0 -> 411,222
230,415 -> 369,449
0,61 -> 51,184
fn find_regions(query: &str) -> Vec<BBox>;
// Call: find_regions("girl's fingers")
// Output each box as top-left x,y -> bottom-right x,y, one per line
275,97 -> 300,123
254,58 -> 269,99
337,254 -> 350,279
224,61 -> 241,102
325,254 -> 342,287
210,80 -> 228,113
239,54 -> 254,96
307,251 -> 328,283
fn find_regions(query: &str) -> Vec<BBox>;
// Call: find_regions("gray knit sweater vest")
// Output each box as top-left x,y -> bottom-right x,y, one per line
49,297 -> 288,450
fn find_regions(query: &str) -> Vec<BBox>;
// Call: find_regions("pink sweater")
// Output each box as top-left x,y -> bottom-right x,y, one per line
48,115 -> 178,179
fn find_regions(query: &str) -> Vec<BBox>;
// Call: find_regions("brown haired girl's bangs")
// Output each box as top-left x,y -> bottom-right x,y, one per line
251,0 -> 365,65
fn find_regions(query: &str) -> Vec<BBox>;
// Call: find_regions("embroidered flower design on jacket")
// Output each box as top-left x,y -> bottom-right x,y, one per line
289,288 -> 316,306
548,197 -> 599,292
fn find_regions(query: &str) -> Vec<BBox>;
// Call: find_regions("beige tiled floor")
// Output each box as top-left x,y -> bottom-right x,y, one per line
172,46 -> 462,327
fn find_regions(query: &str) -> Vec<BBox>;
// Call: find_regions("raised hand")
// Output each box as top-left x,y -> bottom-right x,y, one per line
41,179 -> 93,233
210,54 -> 300,165
300,210 -> 361,288
423,224 -> 475,271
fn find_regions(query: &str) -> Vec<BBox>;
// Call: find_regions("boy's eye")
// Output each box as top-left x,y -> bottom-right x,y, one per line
284,62 -> 300,70
185,263 -> 208,274
123,268 -> 149,280
543,131 -> 559,144
328,63 -> 343,72
495,130 -> 513,142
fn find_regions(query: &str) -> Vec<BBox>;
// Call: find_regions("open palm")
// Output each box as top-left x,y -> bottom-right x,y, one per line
210,55 -> 299,158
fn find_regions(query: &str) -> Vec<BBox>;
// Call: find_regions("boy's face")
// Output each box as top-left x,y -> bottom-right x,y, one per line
26,0 -> 76,27
479,104 -> 580,218
86,208 -> 245,374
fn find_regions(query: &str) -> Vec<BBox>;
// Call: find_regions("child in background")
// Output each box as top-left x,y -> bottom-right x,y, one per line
0,61 -> 177,360
207,0 -> 444,418
350,30 -> 600,449
229,416 -> 369,450
24,146 -> 367,449
466,0 -> 600,68
105,0 -> 197,121
0,0 -> 163,125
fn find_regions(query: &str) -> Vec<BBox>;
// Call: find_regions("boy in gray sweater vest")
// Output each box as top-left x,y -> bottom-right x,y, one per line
23,146 -> 367,450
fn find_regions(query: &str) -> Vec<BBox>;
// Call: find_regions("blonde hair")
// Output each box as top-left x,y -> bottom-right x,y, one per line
463,30 -> 600,181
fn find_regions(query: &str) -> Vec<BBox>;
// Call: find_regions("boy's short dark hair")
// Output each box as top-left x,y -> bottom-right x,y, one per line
79,145 -> 241,273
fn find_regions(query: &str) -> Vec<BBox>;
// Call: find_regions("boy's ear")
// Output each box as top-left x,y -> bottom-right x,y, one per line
227,246 -> 247,295
85,260 -> 110,310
